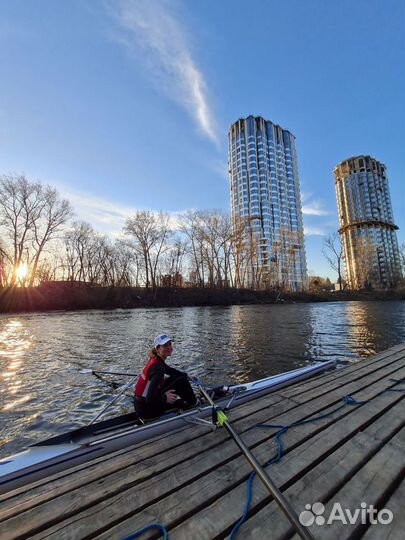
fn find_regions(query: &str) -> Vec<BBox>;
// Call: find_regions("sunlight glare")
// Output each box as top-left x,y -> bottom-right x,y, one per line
16,262 -> 28,281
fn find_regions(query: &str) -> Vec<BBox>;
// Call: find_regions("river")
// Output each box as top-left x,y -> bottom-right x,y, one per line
0,301 -> 404,458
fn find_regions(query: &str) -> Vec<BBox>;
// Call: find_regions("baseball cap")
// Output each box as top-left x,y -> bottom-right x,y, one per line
154,334 -> 172,347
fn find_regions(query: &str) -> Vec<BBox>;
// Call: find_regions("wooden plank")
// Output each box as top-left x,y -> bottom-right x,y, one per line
233,394 -> 405,540
280,350 -> 405,404
360,476 -> 405,540
277,344 -> 405,400
33,367 -> 405,540
280,345 -> 405,401
287,430 -> 405,540
159,392 -> 405,540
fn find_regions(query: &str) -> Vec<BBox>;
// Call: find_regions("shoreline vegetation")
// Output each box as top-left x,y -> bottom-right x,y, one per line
0,283 -> 404,314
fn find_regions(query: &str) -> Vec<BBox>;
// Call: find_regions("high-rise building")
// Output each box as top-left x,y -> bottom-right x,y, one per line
334,155 -> 401,289
228,116 -> 307,290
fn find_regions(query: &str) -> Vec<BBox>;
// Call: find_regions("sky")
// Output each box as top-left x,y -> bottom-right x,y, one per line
0,0 -> 404,278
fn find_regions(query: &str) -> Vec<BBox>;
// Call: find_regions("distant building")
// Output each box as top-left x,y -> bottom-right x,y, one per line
228,116 -> 307,290
334,155 -> 401,289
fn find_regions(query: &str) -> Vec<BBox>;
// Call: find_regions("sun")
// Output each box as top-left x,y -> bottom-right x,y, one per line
16,262 -> 29,281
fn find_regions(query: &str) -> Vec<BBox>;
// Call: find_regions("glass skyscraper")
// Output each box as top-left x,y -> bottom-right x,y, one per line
228,116 -> 307,290
334,155 -> 401,289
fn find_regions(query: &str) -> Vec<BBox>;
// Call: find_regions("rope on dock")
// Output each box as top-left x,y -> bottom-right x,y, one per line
229,394 -> 366,539
229,379 -> 405,539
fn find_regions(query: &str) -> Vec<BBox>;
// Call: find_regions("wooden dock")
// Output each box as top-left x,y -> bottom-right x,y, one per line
1,342 -> 405,540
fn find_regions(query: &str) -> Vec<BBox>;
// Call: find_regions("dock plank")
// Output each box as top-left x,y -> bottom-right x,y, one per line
162,385 -> 405,540
233,394 -> 405,540
361,476 -> 405,540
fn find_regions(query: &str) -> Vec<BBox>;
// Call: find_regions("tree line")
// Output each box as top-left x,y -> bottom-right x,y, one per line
1,174 -> 404,290
0,174 -> 266,289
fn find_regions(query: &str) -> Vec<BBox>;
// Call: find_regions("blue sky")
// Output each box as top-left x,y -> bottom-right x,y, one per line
1,0 -> 404,278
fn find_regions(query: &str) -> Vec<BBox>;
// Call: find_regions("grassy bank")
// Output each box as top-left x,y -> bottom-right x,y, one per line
0,283 -> 404,314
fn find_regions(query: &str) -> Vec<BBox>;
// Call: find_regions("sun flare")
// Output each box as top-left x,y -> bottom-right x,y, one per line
16,262 -> 28,281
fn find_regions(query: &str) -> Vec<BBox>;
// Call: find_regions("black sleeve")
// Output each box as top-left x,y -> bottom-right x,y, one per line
145,363 -> 167,405
165,365 -> 187,378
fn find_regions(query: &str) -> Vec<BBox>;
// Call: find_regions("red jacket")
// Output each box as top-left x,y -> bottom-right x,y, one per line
134,356 -> 165,398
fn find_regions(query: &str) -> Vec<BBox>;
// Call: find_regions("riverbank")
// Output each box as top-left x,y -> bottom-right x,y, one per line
0,283 -> 404,313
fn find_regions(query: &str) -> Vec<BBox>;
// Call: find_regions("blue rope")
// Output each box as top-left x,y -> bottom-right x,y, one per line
229,471 -> 255,539
229,394 -> 367,539
121,524 -> 169,540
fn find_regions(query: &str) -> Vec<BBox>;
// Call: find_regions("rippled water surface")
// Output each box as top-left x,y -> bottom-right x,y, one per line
0,301 -> 404,457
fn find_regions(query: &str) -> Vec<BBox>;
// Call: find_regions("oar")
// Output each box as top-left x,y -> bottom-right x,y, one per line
80,369 -> 138,377
88,376 -> 138,425
196,382 -> 315,540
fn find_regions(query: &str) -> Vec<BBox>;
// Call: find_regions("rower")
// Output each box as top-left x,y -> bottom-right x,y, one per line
134,334 -> 197,419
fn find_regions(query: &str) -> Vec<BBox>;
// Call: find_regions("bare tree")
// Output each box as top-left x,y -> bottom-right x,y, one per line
179,210 -> 236,288
179,211 -> 206,286
322,233 -> 344,290
63,221 -> 111,284
159,236 -> 188,287
124,211 -> 171,290
0,175 -> 42,285
61,224 -> 140,287
113,239 -> 139,287
230,218 -> 251,288
353,236 -> 376,289
0,174 -> 72,286
28,186 -> 73,286
0,240 -> 11,287
205,211 -> 234,288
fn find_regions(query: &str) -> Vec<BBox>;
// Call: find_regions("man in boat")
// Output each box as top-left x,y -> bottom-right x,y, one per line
134,334 -> 197,419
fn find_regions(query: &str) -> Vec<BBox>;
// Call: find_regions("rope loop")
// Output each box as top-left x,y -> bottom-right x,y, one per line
230,391 -> 374,539
342,394 -> 367,405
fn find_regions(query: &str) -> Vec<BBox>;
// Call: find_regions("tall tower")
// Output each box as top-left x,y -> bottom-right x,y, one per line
228,116 -> 307,291
334,155 -> 401,289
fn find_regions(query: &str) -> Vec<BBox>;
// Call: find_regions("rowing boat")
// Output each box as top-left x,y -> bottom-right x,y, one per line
0,360 -> 336,493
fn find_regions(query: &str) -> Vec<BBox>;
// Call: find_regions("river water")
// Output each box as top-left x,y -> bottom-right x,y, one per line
0,301 -> 404,458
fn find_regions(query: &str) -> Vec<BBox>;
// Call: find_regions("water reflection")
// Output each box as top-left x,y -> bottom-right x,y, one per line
0,320 -> 32,402
0,301 -> 404,458
228,305 -> 315,381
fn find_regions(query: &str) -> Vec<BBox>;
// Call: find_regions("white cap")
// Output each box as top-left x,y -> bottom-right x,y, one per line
154,334 -> 172,347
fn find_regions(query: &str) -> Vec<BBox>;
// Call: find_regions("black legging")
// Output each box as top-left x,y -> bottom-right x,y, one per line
134,371 -> 197,419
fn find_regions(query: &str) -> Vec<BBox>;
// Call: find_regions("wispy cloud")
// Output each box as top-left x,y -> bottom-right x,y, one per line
304,225 -> 328,237
302,200 -> 331,216
60,189 -> 137,236
55,184 -> 188,237
107,0 -> 218,144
